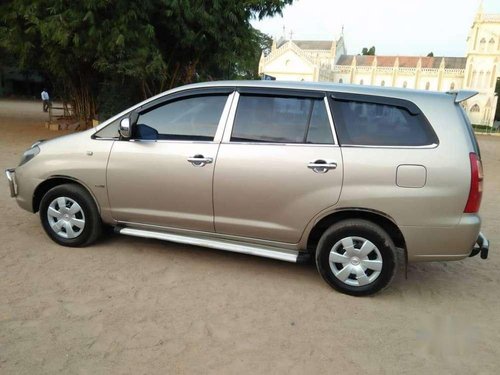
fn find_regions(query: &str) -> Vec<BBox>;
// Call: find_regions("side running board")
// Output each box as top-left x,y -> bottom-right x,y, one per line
117,226 -> 308,263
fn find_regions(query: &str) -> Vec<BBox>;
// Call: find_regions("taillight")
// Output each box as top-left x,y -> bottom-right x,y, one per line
464,152 -> 483,213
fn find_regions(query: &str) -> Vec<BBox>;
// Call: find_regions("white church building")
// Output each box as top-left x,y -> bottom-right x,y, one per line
259,6 -> 500,126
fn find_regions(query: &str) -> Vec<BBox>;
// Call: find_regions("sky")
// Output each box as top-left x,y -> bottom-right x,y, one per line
251,0 -> 500,57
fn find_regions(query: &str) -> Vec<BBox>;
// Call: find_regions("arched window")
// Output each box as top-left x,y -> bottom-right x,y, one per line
489,38 -> 495,52
381,80 -> 385,87
479,71 -> 484,88
470,104 -> 480,113
359,79 -> 364,85
425,82 -> 430,90
450,82 -> 455,90
485,71 -> 491,88
472,70 -> 477,87
339,78 -> 343,83
480,38 -> 486,51
403,81 -> 408,88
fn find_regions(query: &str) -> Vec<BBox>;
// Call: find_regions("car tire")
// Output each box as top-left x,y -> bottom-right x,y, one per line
40,183 -> 102,247
315,219 -> 397,296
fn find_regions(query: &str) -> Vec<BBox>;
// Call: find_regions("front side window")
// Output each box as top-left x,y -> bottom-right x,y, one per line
331,99 -> 438,146
231,95 -> 333,144
136,94 -> 228,141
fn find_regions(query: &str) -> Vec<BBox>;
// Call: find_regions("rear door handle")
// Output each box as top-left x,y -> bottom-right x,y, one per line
308,160 -> 337,174
187,154 -> 213,167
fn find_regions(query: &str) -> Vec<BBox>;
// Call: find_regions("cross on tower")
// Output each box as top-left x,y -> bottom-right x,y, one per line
289,30 -> 294,40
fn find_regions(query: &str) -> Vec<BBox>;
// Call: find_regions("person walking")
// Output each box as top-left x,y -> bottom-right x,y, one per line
41,88 -> 50,112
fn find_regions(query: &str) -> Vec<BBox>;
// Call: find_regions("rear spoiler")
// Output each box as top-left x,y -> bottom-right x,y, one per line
446,90 -> 479,103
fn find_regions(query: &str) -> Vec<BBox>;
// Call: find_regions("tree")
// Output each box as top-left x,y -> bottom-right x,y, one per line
361,46 -> 376,55
427,52 -> 434,57
0,0 -> 290,124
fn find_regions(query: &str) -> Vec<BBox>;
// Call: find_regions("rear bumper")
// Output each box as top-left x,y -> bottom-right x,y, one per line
469,232 -> 489,259
401,214 -> 482,262
5,168 -> 17,197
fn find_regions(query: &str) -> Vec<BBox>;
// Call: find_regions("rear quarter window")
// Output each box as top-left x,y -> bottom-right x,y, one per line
331,98 -> 438,147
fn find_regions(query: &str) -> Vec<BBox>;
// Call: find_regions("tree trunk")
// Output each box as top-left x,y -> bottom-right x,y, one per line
69,78 -> 96,128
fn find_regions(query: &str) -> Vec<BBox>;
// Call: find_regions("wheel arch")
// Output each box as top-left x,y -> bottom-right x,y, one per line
32,176 -> 101,214
306,208 -> 407,255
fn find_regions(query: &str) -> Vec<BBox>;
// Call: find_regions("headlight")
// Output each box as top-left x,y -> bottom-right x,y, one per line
19,145 -> 40,166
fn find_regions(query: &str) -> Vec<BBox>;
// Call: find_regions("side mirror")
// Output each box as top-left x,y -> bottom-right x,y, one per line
119,118 -> 132,139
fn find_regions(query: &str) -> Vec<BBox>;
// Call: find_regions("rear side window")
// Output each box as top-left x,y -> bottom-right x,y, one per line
331,99 -> 438,146
231,95 -> 333,144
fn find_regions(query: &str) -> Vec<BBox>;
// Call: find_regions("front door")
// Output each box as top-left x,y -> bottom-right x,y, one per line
107,91 -> 232,232
214,90 -> 343,243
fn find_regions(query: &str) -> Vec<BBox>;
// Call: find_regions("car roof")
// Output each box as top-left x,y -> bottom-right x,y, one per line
173,80 -> 450,101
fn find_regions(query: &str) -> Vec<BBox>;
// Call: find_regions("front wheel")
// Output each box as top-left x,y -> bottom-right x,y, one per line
40,183 -> 102,247
315,219 -> 397,296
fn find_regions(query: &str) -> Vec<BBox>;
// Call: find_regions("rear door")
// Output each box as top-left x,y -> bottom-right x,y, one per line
213,88 -> 343,243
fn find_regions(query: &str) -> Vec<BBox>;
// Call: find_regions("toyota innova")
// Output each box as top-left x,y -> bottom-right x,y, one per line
5,81 -> 490,295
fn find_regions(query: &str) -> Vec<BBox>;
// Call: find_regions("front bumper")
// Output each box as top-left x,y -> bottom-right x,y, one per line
5,168 -> 17,197
470,232 -> 489,259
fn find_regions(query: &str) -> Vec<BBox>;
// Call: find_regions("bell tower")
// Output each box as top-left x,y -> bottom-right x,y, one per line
464,1 -> 500,126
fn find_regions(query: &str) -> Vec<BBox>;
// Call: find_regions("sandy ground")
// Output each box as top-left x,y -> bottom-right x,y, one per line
0,101 -> 499,374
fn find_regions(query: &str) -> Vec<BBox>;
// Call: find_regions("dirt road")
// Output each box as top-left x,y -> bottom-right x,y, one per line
1,104 -> 499,374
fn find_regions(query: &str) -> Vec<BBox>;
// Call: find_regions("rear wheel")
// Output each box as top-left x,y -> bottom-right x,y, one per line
315,219 -> 397,296
40,183 -> 102,247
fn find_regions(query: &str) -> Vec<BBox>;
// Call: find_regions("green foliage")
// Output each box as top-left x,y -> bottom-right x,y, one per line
0,0 -> 289,123
361,46 -> 376,56
97,79 -> 141,122
427,52 -> 434,57
472,124 -> 499,133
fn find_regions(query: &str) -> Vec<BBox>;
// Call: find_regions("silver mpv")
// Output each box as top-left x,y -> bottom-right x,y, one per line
5,81 -> 489,296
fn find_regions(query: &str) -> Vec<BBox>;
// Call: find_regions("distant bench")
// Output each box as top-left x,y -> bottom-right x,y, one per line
46,102 -> 80,131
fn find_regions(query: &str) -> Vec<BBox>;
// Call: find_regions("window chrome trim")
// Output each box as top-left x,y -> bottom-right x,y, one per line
220,141 -> 340,147
129,139 -> 219,145
340,143 -> 439,149
221,91 -> 240,143
214,92 -> 236,143
92,137 -> 118,141
323,96 -> 338,145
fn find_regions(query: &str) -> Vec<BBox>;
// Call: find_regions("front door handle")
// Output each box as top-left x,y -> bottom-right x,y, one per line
308,160 -> 337,174
187,154 -> 213,167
